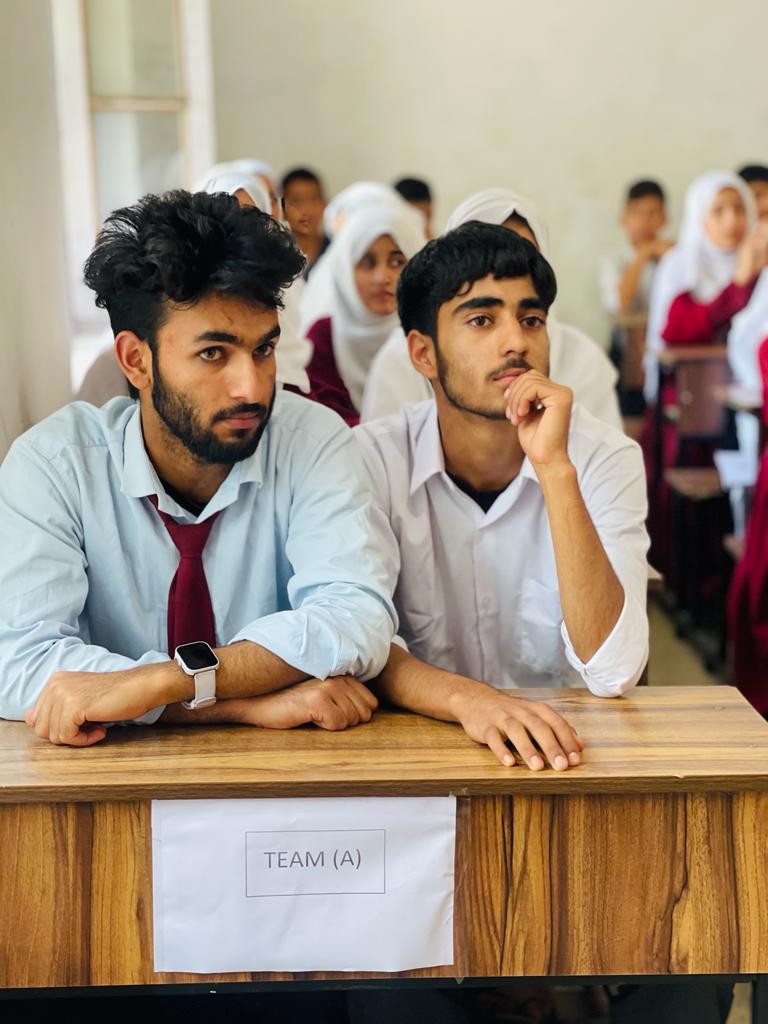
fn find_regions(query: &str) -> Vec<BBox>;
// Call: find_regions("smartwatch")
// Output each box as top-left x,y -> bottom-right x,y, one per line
174,641 -> 219,710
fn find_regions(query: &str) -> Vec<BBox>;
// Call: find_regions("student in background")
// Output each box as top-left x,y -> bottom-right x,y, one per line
644,171 -> 761,403
739,164 -> 768,220
394,176 -> 434,237
600,179 -> 673,319
281,167 -> 329,276
207,158 -> 282,220
362,188 -> 622,430
305,204 -> 425,425
299,181 -> 405,338
728,308 -> 768,716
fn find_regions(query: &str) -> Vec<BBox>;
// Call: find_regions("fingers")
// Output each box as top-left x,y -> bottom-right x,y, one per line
483,726 -> 517,768
504,722 -> 546,771
344,679 -> 378,723
309,677 -> 378,731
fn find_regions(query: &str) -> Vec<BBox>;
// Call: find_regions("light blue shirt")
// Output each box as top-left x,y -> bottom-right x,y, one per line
0,393 -> 397,721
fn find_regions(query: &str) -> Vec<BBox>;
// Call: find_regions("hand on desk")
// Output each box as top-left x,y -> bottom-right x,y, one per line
451,688 -> 584,770
25,667 -> 378,745
24,663 -> 178,746
232,676 -> 378,731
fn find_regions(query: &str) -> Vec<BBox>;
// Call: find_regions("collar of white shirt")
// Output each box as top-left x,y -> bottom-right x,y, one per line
119,402 -> 265,523
408,400 -> 541,519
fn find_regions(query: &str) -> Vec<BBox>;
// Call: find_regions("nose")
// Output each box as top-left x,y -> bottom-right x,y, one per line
227,352 -> 271,404
498,316 -> 528,359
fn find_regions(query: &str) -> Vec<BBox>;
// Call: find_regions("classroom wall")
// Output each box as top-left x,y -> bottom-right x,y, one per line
210,0 -> 768,345
0,0 -> 72,457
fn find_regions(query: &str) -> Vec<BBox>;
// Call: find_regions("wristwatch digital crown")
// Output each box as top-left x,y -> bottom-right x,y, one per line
174,641 -> 219,710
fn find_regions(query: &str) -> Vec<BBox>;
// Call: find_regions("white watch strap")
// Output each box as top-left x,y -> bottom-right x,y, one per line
182,667 -> 217,710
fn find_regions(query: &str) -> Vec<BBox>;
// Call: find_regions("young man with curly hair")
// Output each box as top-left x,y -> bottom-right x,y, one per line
0,190 -> 396,745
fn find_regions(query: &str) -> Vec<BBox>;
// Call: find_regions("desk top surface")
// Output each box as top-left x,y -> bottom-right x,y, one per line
1,687 -> 767,802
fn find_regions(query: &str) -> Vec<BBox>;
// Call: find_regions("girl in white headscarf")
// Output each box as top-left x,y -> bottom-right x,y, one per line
644,171 -> 761,401
205,158 -> 281,220
299,182 -> 409,338
305,204 -> 426,425
361,188 -> 622,429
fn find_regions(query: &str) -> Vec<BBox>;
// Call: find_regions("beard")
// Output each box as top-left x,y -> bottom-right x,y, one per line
151,365 -> 275,465
435,351 -> 543,421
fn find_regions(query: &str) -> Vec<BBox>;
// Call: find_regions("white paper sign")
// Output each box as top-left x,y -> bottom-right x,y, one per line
151,797 -> 456,973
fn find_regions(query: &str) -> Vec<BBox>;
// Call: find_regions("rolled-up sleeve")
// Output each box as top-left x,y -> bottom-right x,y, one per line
0,440 -> 168,721
561,435 -> 650,697
230,424 -> 399,681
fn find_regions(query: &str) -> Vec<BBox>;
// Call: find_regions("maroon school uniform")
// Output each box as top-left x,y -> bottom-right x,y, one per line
306,316 -> 359,426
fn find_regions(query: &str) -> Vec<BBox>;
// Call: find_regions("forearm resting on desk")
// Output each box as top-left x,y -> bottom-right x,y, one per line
374,645 -> 583,771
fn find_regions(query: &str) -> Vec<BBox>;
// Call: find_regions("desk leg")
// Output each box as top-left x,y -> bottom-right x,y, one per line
754,978 -> 768,1024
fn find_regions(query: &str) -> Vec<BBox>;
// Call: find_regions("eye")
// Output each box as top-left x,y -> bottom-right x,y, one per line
199,347 -> 223,362
521,315 -> 546,329
254,342 -> 276,360
357,256 -> 375,271
389,254 -> 407,269
467,314 -> 492,327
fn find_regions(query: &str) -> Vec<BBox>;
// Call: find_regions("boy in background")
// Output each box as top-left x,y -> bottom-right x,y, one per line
281,167 -> 329,276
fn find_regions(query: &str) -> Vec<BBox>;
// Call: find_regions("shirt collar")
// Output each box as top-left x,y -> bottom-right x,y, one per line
408,402 -> 446,496
120,404 -> 265,521
408,400 -> 541,498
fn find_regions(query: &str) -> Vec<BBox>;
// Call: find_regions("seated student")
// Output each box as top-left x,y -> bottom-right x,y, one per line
281,167 -> 329,276
361,188 -> 622,430
356,223 -> 649,771
299,181 -> 405,338
305,204 -> 425,426
600,179 -> 673,319
0,191 -> 396,744
644,171 -> 763,402
394,176 -> 434,238
739,163 -> 768,220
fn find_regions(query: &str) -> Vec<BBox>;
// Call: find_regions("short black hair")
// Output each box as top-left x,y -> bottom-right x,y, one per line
397,221 -> 557,339
394,177 -> 432,203
84,190 -> 304,346
739,164 -> 768,185
281,167 -> 324,195
626,179 -> 665,204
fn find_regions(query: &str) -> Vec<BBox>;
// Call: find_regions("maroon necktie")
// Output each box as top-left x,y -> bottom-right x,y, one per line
149,496 -> 220,655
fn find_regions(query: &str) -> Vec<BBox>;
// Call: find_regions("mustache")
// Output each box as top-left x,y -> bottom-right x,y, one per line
212,402 -> 268,423
488,357 -> 532,381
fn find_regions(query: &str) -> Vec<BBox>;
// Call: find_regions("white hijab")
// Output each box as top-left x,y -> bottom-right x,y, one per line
443,187 -> 551,259
323,182 -> 401,239
196,170 -> 272,215
326,204 -> 426,411
302,186 -> 415,336
728,268 -> 768,389
644,171 -> 756,399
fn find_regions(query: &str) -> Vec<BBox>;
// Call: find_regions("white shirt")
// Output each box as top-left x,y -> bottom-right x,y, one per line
361,326 -> 622,431
355,401 -> 649,697
599,245 -> 657,317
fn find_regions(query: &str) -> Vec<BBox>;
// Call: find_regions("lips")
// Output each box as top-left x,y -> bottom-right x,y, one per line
493,367 -> 528,383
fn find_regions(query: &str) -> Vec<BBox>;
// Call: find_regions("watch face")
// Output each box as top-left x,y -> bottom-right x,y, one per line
176,642 -> 218,671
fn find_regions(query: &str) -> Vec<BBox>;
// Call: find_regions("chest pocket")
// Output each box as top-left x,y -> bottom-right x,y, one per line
518,578 -> 566,675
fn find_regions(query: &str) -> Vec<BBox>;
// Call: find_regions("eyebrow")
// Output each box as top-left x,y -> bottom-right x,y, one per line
193,324 -> 281,347
451,294 -> 547,317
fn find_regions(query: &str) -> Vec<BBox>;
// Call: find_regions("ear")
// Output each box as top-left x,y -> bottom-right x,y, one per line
115,331 -> 153,393
407,330 -> 438,382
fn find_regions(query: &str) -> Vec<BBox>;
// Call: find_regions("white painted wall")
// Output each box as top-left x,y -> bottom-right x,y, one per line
210,0 -> 768,344
0,0 -> 72,457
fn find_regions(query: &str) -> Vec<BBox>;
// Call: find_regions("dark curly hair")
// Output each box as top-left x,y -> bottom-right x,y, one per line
84,190 -> 305,347
397,221 -> 557,342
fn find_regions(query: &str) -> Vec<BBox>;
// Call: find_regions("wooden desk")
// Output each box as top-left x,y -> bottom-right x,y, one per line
1,687 -> 768,996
